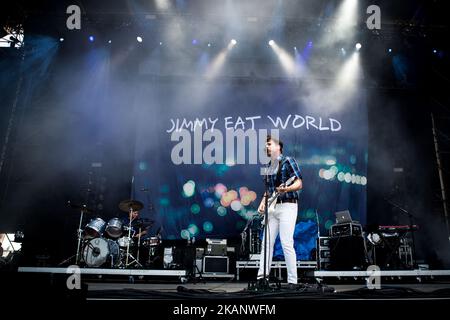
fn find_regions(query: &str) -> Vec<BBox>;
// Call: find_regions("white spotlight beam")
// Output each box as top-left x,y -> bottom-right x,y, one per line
205,40 -> 236,79
321,0 -> 358,46
155,0 -> 171,10
269,41 -> 300,77
332,51 -> 361,108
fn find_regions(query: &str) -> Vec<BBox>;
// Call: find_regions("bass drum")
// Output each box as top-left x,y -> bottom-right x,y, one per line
82,238 -> 120,267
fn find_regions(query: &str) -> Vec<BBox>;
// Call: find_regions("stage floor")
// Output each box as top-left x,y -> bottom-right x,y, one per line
11,266 -> 450,301
86,281 -> 450,295
4,268 -> 450,316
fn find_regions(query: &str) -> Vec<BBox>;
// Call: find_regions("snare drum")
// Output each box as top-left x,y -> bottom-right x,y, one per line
105,218 -> 123,239
117,236 -> 134,248
84,218 -> 106,239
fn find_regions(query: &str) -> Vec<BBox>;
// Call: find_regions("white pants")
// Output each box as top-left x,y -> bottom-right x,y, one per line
257,203 -> 298,284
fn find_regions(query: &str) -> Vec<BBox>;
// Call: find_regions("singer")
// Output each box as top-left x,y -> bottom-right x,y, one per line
257,135 -> 303,288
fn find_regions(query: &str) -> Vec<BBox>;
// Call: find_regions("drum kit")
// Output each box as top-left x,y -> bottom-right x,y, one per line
63,199 -> 159,268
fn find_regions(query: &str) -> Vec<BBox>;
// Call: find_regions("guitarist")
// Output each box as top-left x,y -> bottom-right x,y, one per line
257,135 -> 303,288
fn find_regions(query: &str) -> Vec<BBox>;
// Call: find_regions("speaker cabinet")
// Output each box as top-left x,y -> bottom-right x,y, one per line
329,236 -> 367,270
203,256 -> 229,273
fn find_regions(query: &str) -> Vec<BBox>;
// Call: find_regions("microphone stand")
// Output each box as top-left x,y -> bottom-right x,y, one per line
262,169 -> 270,288
315,209 -> 320,270
250,162 -> 274,291
384,198 -> 417,268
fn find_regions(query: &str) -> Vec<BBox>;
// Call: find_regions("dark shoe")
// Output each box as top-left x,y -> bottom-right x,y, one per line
287,283 -> 297,290
257,277 -> 269,287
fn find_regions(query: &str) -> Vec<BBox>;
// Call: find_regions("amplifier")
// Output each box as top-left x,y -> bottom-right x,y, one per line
318,237 -> 330,270
330,222 -> 362,237
203,256 -> 229,274
320,250 -> 331,259
319,237 -> 330,247
206,238 -> 227,256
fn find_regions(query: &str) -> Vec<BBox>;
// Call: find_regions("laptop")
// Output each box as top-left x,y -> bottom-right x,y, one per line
334,210 -> 352,224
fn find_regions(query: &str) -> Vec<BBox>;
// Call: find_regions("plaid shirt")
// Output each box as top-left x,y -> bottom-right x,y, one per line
266,154 -> 302,201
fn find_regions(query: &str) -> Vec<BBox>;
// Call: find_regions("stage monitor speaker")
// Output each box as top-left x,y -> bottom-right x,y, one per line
329,236 -> 367,270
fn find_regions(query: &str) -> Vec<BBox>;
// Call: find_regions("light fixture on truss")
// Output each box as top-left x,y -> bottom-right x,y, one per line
0,24 -> 24,48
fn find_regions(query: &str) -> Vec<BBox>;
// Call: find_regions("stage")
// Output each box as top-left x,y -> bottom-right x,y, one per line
2,264 -> 450,316
2,1 -> 450,315
4,266 -> 450,311
14,265 -> 450,295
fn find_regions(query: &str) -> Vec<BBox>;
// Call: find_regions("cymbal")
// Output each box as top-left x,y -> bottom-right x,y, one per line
67,201 -> 93,213
119,199 -> 144,212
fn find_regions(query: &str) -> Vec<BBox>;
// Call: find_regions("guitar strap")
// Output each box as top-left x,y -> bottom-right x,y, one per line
275,158 -> 283,187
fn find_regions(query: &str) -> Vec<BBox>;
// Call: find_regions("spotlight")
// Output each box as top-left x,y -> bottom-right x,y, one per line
231,39 -> 237,45
433,49 -> 437,54
268,40 -> 275,46
59,38 -> 64,42
388,48 -> 392,53
207,43 -> 211,47
192,39 -> 198,45
159,42 -> 163,46
88,35 -> 95,42
308,41 -> 313,47
355,43 -> 362,50
294,46 -> 297,50
137,36 -> 143,43
108,40 -> 112,44
9,36 -> 19,47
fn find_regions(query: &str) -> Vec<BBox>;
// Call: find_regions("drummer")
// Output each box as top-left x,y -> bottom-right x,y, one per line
122,209 -> 148,240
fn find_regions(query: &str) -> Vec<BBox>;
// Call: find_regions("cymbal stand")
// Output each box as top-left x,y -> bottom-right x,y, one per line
123,207 -> 142,268
58,203 -> 87,266
75,207 -> 85,265
125,207 -> 132,266
136,227 -> 142,263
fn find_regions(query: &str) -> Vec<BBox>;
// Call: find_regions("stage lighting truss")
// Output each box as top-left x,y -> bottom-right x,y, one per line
0,24 -> 25,48
0,233 -> 22,258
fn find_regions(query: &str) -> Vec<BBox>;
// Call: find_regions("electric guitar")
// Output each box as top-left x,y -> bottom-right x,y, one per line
259,175 -> 297,225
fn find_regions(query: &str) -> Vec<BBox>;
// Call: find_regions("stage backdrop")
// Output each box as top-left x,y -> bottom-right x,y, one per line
132,80 -> 367,242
